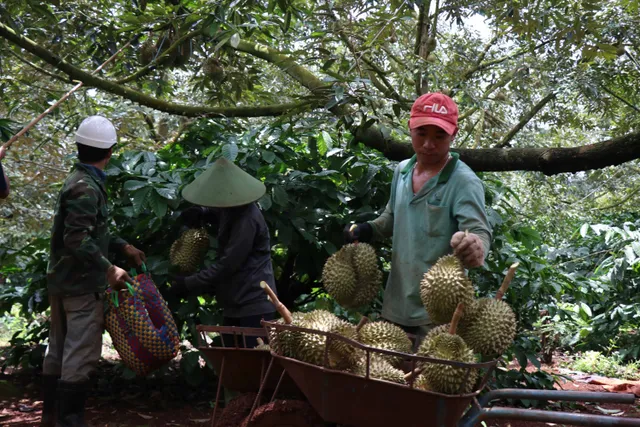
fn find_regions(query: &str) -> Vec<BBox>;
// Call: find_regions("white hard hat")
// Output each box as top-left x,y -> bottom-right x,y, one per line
75,116 -> 117,149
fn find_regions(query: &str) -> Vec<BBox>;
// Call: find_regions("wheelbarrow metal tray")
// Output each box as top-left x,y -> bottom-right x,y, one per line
273,352 -> 480,427
196,325 -> 299,395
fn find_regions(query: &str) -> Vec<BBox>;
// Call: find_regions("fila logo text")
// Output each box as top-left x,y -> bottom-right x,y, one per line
422,103 -> 448,114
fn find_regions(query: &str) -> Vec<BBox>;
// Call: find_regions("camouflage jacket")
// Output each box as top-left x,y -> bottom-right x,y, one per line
46,163 -> 128,296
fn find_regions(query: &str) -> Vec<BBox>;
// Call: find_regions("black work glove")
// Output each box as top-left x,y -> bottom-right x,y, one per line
343,222 -> 373,243
164,274 -> 190,300
180,206 -> 206,227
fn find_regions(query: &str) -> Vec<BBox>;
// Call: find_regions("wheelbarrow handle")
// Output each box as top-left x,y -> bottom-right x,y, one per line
469,407 -> 640,427
260,281 -> 293,324
478,388 -> 636,406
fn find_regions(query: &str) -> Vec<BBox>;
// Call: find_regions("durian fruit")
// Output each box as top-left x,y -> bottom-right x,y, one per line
357,321 -> 412,368
203,57 -> 225,82
350,354 -> 406,385
169,228 -> 209,273
267,312 -> 306,357
420,254 -> 474,325
138,38 -> 157,66
155,31 -> 178,67
173,37 -> 193,67
415,303 -> 479,395
321,256 -> 356,305
294,310 -> 361,371
458,263 -> 519,357
254,338 -> 271,351
321,242 -> 383,309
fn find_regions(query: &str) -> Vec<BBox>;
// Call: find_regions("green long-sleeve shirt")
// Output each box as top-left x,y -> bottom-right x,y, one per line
368,153 -> 492,327
46,163 -> 128,296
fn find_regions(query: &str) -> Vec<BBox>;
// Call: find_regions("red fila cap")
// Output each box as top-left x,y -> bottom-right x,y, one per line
408,92 -> 459,135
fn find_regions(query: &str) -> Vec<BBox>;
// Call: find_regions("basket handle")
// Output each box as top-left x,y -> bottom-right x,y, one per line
129,262 -> 148,278
111,281 -> 136,308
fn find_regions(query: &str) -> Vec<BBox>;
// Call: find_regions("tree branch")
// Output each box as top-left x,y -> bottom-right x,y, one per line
353,129 -> 640,176
0,22 -> 318,118
496,92 -> 556,148
600,85 -> 640,114
593,184 -> 640,210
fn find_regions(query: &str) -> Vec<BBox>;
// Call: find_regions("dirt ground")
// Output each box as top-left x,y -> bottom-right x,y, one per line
1,350 -> 639,426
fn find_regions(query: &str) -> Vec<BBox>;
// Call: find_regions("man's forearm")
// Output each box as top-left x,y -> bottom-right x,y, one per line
369,202 -> 394,240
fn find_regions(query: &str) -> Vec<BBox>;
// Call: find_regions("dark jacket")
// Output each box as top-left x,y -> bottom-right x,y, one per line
46,163 -> 128,296
184,203 -> 277,318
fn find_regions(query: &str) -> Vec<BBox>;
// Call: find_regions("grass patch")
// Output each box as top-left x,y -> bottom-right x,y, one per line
565,351 -> 640,381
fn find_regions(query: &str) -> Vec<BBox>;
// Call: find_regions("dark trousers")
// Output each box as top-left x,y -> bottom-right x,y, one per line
221,312 -> 276,348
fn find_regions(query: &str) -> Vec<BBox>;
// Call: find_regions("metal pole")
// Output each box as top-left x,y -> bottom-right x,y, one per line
1,38 -> 133,151
478,388 -> 637,407
478,407 -> 640,426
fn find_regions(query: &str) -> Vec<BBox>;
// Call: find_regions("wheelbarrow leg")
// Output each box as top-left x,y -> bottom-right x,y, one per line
270,370 -> 287,402
210,357 -> 225,427
248,357 -> 275,420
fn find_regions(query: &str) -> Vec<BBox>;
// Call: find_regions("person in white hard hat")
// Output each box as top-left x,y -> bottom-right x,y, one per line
40,116 -> 146,427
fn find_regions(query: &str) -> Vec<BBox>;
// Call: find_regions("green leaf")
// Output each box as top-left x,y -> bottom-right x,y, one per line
132,187 -> 152,214
580,302 -> 592,318
262,150 -> 276,163
221,143 -> 239,162
148,193 -> 168,218
155,187 -> 176,200
258,193 -> 273,211
124,180 -> 147,192
273,186 -> 289,206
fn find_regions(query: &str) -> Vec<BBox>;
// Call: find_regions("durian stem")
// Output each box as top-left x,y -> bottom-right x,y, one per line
260,281 -> 293,324
449,302 -> 465,335
404,367 -> 423,382
256,338 -> 265,346
356,316 -> 369,332
496,262 -> 520,300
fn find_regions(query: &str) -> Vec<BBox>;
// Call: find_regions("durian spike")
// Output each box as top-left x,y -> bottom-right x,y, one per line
256,338 -> 265,346
260,281 -> 293,324
496,262 -> 520,300
356,316 -> 369,332
448,302 -> 465,336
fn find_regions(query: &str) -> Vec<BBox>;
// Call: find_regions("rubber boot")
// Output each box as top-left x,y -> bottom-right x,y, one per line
55,380 -> 89,427
40,375 -> 59,427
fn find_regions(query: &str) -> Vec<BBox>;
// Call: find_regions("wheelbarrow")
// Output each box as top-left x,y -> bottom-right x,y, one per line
196,324 -> 301,426
257,319 -> 640,427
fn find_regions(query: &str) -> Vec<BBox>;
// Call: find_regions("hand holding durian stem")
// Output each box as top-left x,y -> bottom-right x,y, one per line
449,302 -> 465,335
496,262 -> 520,300
349,224 -> 359,245
404,367 -> 423,382
260,281 -> 293,324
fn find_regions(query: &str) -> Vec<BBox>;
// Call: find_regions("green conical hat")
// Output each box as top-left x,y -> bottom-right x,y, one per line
182,157 -> 266,207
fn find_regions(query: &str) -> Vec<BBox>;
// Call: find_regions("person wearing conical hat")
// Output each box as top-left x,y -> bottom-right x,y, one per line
166,157 -> 277,346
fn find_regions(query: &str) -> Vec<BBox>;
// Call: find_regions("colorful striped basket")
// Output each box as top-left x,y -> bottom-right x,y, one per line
104,264 -> 180,376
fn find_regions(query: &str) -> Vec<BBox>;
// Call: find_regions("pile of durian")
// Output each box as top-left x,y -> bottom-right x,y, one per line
413,255 -> 519,394
259,244 -> 519,396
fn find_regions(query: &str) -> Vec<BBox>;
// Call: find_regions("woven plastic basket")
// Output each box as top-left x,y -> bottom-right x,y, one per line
104,264 -> 180,376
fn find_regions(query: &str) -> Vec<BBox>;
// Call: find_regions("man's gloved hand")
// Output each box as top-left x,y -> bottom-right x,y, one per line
164,274 -> 189,300
180,206 -> 206,227
450,231 -> 485,268
123,244 -> 146,267
343,222 -> 373,243
106,265 -> 133,291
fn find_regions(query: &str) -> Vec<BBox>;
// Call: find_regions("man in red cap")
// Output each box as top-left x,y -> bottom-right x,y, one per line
345,92 -> 492,340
